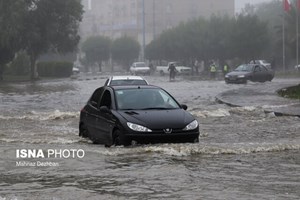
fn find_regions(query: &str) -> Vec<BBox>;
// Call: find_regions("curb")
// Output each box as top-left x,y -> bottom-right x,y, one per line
215,90 -> 300,118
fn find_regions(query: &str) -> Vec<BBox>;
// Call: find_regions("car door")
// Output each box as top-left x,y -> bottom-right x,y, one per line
252,65 -> 262,82
259,66 -> 270,81
85,87 -> 104,140
95,89 -> 114,143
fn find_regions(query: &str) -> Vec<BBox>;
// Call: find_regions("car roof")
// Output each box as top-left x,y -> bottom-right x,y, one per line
109,85 -> 159,90
110,76 -> 145,81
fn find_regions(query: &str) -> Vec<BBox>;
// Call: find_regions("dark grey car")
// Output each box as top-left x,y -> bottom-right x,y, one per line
224,64 -> 274,84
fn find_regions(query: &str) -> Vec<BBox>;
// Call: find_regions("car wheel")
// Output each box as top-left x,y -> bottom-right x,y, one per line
268,75 -> 273,81
79,123 -> 89,138
113,129 -> 131,146
160,70 -> 165,76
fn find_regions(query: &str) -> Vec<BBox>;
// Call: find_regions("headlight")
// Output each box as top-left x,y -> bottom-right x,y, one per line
183,120 -> 198,130
225,75 -> 229,78
238,75 -> 245,78
127,122 -> 152,132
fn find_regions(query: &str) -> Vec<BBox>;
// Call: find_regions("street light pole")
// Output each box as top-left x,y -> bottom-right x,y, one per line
142,0 -> 146,61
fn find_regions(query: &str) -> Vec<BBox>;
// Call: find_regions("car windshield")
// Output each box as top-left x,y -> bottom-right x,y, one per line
234,64 -> 253,72
115,88 -> 180,110
110,80 -> 147,86
135,63 -> 146,67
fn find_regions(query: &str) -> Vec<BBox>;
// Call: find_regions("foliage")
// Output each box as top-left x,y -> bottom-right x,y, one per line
0,0 -> 83,80
7,52 -> 30,76
0,0 -> 27,51
81,36 -> 111,71
111,36 -> 140,70
37,61 -> 73,77
278,84 -> 300,99
232,14 -> 269,62
145,14 -> 269,65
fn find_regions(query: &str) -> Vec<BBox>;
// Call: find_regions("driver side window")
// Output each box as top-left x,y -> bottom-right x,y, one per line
99,90 -> 112,109
254,65 -> 261,72
90,87 -> 104,108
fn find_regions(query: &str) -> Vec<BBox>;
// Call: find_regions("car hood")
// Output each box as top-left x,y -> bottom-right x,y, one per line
118,109 -> 194,129
226,71 -> 251,76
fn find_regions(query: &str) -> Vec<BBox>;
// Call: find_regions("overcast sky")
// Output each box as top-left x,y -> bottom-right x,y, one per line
235,0 -> 273,12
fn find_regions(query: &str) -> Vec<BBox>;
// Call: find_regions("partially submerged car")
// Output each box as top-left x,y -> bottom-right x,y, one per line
79,85 -> 199,146
225,64 -> 274,84
104,76 -> 149,86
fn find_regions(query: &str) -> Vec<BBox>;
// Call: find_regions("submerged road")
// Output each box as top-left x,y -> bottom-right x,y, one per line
0,75 -> 299,200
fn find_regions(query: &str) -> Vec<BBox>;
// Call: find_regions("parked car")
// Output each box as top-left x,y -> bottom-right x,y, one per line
224,64 -> 274,84
249,60 -> 272,69
104,76 -> 149,86
72,67 -> 80,75
295,64 -> 300,71
129,62 -> 150,75
79,85 -> 199,146
156,62 -> 192,76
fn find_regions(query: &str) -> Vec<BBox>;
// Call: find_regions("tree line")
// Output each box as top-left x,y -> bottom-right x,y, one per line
1,0 -> 299,80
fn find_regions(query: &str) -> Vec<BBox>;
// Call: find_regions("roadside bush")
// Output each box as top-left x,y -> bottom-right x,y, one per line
6,52 -> 30,76
37,61 -> 73,78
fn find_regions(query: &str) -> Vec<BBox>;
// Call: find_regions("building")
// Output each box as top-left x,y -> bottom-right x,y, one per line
80,0 -> 235,57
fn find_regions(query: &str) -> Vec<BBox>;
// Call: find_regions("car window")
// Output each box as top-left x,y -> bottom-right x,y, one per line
260,66 -> 268,71
99,90 -> 112,109
135,63 -> 146,67
89,87 -> 104,107
235,64 -> 253,72
254,65 -> 261,72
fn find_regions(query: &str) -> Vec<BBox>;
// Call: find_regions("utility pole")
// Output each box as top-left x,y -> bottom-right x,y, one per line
153,0 -> 156,40
142,0 -> 146,61
297,0 -> 299,69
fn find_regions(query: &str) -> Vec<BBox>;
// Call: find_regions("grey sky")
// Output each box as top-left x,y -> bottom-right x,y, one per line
235,0 -> 274,12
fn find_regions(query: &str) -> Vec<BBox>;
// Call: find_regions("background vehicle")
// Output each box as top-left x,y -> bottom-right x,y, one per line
104,76 -> 149,86
156,62 -> 191,76
72,67 -> 80,75
79,85 -> 199,146
249,60 -> 272,69
225,64 -> 274,84
129,62 -> 150,75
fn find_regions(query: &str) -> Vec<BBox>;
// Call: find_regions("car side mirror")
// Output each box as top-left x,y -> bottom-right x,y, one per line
181,104 -> 188,110
99,106 -> 111,113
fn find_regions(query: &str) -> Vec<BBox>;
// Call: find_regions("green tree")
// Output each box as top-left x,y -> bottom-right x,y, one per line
81,36 -> 112,72
0,47 -> 14,80
230,14 -> 269,62
244,1 -> 282,68
111,36 -> 140,70
24,0 -> 83,80
0,0 -> 28,79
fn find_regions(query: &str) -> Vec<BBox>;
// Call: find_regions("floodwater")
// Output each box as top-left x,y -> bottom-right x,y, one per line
0,75 -> 299,200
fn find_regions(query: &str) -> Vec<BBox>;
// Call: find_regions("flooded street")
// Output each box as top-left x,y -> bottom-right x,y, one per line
0,75 -> 299,200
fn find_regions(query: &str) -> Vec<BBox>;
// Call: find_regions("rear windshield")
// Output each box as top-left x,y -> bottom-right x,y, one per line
110,79 -> 148,86
135,63 -> 146,67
